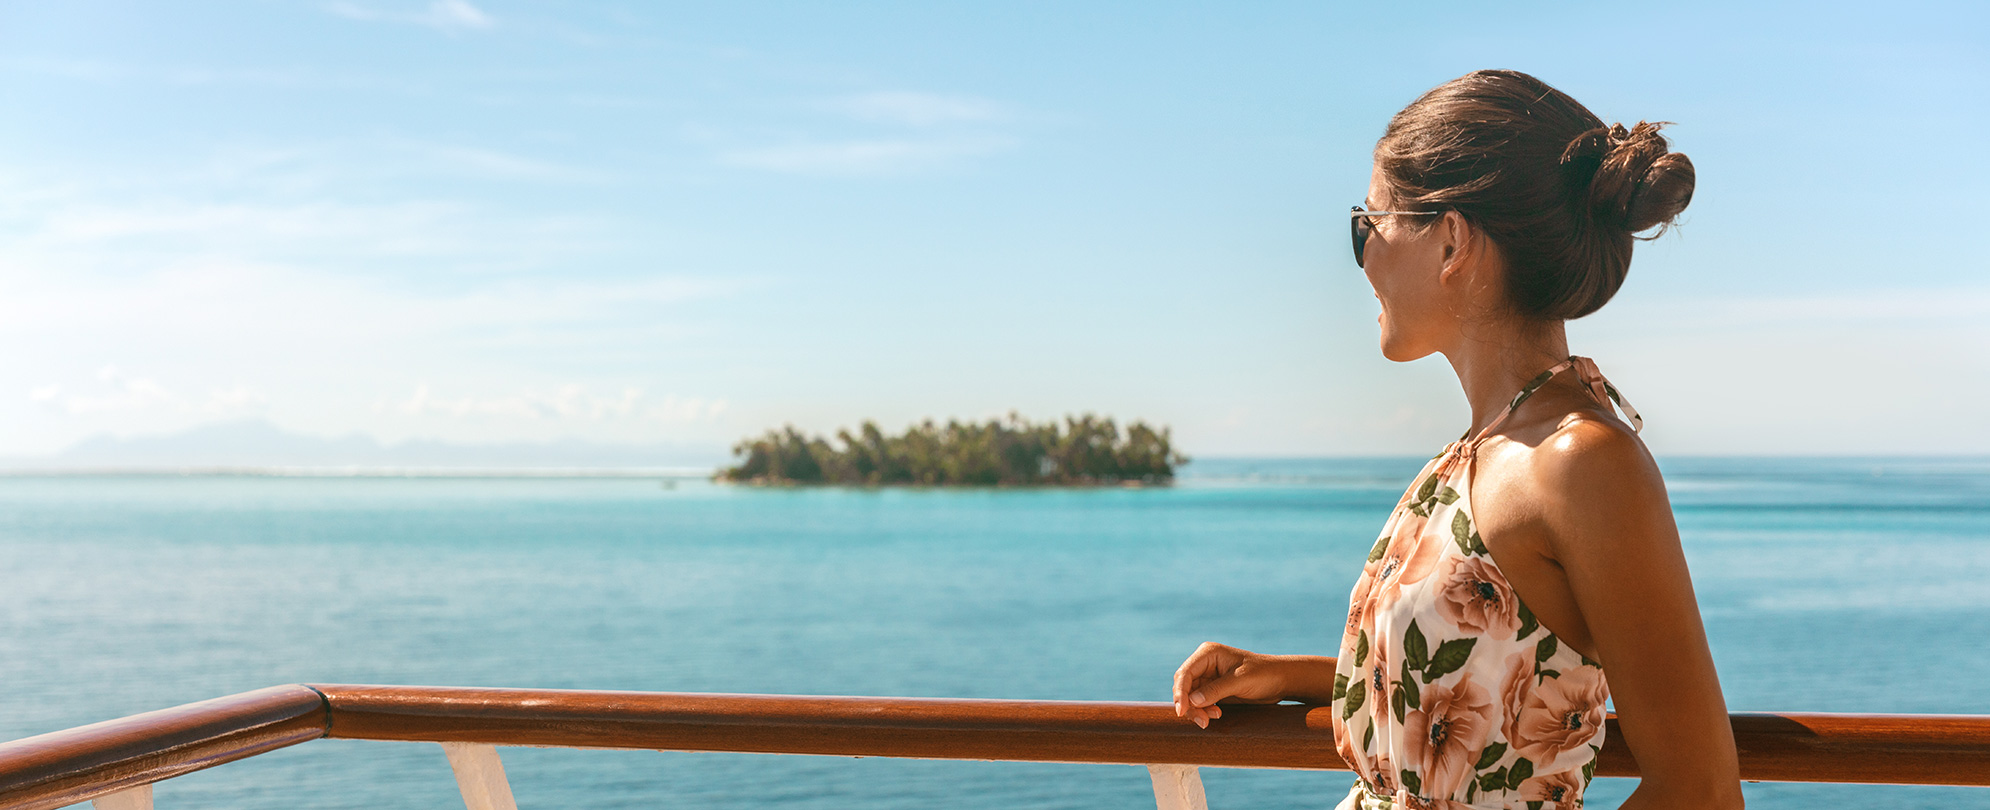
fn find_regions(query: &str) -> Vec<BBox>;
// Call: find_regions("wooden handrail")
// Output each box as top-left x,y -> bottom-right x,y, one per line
309,684 -> 1990,786
1,682 -> 1987,810
0,685 -> 326,810
313,684 -> 1345,769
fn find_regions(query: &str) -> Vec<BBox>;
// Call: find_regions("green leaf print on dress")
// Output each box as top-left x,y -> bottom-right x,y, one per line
1409,473 -> 1440,517
1368,533 -> 1392,562
1403,620 -> 1429,672
1424,637 -> 1477,682
1506,757 -> 1534,789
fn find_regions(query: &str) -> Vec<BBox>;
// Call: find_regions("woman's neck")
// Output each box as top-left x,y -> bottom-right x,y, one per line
1442,317 -> 1570,438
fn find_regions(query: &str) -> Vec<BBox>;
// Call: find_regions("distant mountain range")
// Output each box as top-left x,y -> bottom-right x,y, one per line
4,420 -> 726,473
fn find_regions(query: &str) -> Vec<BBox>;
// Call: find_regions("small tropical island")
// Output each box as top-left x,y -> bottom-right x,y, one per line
716,413 -> 1186,486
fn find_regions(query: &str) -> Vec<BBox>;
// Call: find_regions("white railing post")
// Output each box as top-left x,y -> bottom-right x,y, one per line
90,784 -> 153,810
441,742 -> 520,810
1146,763 -> 1208,810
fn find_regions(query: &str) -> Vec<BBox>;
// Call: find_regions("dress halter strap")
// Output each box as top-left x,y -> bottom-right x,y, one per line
1459,355 -> 1643,454
1571,356 -> 1643,432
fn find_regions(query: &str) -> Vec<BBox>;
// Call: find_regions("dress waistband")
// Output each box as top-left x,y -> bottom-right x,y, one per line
1342,779 -> 1579,810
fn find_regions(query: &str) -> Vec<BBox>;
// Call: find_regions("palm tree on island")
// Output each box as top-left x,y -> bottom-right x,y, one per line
716,412 -> 1186,486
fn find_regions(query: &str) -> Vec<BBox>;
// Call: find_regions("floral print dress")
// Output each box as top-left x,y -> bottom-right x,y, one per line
1331,357 -> 1642,810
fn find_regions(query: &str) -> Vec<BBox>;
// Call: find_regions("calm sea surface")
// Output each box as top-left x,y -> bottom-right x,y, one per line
3,457 -> 1987,809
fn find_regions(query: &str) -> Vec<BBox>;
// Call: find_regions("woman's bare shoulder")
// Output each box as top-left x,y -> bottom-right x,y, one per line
1535,408 -> 1653,475
1483,393 -> 1657,494
1521,407 -> 1674,556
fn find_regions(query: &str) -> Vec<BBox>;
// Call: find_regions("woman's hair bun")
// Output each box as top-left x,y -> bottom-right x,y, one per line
1377,71 -> 1693,320
1561,121 -> 1695,237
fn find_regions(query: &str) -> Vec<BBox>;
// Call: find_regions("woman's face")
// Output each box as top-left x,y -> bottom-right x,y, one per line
1361,164 -> 1455,362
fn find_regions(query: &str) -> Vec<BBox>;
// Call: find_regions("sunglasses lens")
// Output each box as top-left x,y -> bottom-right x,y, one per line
1350,209 -> 1369,268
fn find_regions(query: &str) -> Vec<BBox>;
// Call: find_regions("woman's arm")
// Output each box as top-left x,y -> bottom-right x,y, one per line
1172,642 -> 1338,727
1534,423 -> 1744,809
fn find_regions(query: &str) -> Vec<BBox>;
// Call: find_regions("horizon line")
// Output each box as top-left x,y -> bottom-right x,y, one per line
0,454 -> 1982,480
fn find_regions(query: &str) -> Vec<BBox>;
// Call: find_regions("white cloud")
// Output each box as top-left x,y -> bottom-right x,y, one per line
29,368 -> 269,418
1607,287 -> 1990,329
389,384 -> 727,424
720,136 -> 1016,176
62,366 -> 185,415
326,0 -> 494,32
695,88 -> 1021,176
424,145 -> 606,183
0,259 -> 738,353
33,200 -> 464,245
1727,289 -> 1990,323
2,56 -> 416,95
426,0 -> 493,29
203,385 -> 272,415
825,92 -> 1005,127
0,147 -> 748,452
647,395 -> 729,423
1,162 -> 618,280
0,57 -> 125,83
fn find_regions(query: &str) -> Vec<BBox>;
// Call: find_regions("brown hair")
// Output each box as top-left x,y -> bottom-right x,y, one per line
1375,70 -> 1695,320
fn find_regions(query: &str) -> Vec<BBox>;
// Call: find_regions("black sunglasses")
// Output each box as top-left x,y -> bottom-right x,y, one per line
1350,207 -> 1441,268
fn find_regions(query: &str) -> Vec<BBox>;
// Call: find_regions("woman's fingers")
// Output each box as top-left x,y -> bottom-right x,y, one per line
1173,642 -> 1233,715
1189,672 -> 1250,708
1172,644 -> 1280,729
1174,642 -> 1242,726
1182,672 -> 1248,728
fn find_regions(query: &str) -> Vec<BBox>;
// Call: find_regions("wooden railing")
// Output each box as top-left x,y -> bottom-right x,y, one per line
1,684 -> 1987,810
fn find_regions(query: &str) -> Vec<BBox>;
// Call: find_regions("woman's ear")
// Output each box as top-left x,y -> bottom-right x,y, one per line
1437,210 -> 1475,284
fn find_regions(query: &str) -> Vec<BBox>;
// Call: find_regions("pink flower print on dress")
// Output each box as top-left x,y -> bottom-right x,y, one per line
1364,637 -> 1391,734
1496,652 -> 1533,750
1374,510 -> 1436,610
1512,665 -> 1609,771
1402,671 -> 1498,799
1368,752 -> 1396,795
1398,794 -> 1478,810
1392,509 -> 1443,584
1344,586 -> 1370,641
1434,553 -> 1521,642
1518,769 -> 1586,806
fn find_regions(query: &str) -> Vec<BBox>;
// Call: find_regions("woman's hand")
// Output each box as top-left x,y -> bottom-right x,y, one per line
1172,642 -> 1327,728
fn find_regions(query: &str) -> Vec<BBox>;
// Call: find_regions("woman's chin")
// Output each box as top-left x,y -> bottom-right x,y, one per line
1378,333 -> 1425,363
1374,313 -> 1418,361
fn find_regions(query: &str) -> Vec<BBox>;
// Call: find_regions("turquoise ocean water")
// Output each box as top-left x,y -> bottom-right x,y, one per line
2,457 -> 1987,809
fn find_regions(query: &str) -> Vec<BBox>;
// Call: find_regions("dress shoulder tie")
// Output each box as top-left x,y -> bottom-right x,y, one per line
1455,355 -> 1643,463
1569,355 -> 1643,433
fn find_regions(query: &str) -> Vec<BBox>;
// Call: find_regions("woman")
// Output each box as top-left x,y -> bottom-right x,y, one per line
1171,70 -> 1743,810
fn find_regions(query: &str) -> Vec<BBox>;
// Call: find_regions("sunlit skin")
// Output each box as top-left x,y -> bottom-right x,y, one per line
1170,165 -> 1744,809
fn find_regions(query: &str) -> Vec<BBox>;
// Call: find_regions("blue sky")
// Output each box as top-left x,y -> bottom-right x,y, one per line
0,0 -> 1984,459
